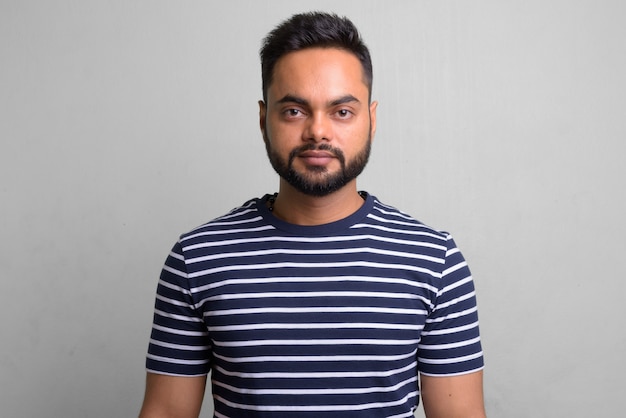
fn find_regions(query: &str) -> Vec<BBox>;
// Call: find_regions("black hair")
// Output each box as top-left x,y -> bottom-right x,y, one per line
260,12 -> 373,101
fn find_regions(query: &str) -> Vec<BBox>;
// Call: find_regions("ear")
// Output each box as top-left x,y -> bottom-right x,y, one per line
369,100 -> 378,141
258,100 -> 267,142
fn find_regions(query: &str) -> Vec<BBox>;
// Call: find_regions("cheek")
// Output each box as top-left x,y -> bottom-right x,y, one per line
337,120 -> 371,146
266,119 -> 301,146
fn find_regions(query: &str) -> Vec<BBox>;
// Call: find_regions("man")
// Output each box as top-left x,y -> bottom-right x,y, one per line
140,12 -> 485,418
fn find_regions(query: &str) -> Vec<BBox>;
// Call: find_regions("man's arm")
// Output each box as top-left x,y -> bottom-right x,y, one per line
420,370 -> 486,418
138,372 -> 207,418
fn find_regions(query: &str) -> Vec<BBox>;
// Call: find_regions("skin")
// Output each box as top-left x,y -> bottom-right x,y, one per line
138,374 -> 206,418
139,47 -> 486,417
421,371 -> 486,418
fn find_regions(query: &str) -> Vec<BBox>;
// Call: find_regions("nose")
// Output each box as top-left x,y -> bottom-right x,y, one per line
303,112 -> 331,142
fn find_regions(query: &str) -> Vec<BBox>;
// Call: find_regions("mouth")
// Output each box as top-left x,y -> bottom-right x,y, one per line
298,150 -> 336,166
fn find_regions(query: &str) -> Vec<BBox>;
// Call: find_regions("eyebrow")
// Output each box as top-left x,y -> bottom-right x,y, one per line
275,94 -> 361,107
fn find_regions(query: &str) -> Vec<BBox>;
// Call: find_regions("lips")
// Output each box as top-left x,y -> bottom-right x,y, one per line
298,150 -> 336,166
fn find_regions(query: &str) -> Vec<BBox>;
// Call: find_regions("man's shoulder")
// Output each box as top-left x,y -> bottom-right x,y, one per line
178,196 -> 266,243
367,195 -> 450,242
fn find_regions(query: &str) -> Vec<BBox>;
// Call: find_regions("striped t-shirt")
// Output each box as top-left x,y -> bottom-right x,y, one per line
146,193 -> 484,417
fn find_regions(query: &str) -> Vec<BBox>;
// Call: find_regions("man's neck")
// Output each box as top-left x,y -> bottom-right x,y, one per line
270,181 -> 365,226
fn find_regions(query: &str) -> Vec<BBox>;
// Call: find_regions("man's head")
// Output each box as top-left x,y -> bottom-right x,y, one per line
259,13 -> 377,198
260,12 -> 373,103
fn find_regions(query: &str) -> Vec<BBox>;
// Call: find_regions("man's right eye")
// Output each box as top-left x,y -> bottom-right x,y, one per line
285,109 -> 302,117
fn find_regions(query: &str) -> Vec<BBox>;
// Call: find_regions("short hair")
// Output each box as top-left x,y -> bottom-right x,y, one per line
260,12 -> 373,102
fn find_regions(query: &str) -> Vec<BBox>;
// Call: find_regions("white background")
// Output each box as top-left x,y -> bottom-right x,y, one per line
1,1 -> 624,417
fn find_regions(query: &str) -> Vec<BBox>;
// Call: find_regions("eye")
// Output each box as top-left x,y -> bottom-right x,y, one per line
283,108 -> 304,118
335,109 -> 353,119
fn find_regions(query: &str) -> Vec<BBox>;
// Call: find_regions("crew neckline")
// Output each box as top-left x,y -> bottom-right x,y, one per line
256,191 -> 374,236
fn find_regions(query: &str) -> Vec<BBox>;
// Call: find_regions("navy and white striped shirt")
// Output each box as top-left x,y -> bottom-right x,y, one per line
147,193 -> 484,417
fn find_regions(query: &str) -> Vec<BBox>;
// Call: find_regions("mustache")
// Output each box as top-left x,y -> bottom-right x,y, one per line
288,143 -> 346,165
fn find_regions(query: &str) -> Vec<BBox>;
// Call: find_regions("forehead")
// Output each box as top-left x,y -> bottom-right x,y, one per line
268,47 -> 369,102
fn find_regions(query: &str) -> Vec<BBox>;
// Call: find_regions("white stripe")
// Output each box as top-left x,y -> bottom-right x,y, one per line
418,336 -> 481,350
149,338 -> 210,351
212,348 -> 417,364
158,277 -> 190,294
371,205 -> 416,221
155,294 -> 192,308
446,246 -> 461,257
213,390 -> 418,412
192,274 -> 439,294
154,308 -> 203,323
442,260 -> 468,277
154,294 -> 190,308
183,224 -> 274,243
214,360 -> 416,379
212,338 -> 421,347
435,291 -> 476,311
168,251 -> 184,261
146,353 -> 209,365
365,214 -> 433,230
188,260 -> 439,279
205,306 -> 428,317
387,411 -> 417,418
419,366 -> 484,378
199,290 -> 428,304
186,246 -> 441,265
425,306 -> 478,324
187,203 -> 257,233
418,351 -> 483,365
440,275 -> 472,294
214,207 -> 257,221
213,374 -> 418,395
209,322 -> 425,332
182,233 -> 446,253
421,320 -> 480,336
145,368 -> 207,377
161,265 -> 188,280
152,324 -> 208,337
356,218 -> 445,240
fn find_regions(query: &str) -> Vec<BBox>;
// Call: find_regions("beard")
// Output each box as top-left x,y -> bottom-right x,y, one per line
264,133 -> 372,197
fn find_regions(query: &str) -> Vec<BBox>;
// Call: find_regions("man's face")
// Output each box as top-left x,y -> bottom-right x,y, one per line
259,47 -> 377,196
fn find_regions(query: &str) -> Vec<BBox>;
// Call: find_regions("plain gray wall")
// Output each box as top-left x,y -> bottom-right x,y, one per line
1,1 -> 624,417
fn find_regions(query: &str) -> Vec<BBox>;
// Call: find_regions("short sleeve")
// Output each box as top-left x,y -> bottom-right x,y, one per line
417,235 -> 484,376
146,240 -> 212,376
